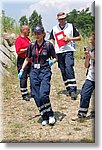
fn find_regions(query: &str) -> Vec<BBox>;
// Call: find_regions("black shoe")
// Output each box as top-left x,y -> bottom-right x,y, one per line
66,90 -> 70,96
70,93 -> 77,100
23,95 -> 30,101
90,111 -> 95,118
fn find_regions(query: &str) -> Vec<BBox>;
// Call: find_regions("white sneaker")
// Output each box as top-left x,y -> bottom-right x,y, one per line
49,116 -> 56,125
42,120 -> 48,126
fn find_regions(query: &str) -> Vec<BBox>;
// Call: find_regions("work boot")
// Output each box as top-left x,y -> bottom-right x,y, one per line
70,92 -> 77,100
49,116 -> 56,125
42,120 -> 48,126
66,87 -> 70,96
22,95 -> 30,101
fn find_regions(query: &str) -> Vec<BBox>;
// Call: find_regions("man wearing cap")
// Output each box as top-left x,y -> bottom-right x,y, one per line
15,25 -> 31,101
50,12 -> 81,100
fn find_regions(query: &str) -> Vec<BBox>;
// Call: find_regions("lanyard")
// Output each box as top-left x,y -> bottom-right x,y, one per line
35,44 -> 44,63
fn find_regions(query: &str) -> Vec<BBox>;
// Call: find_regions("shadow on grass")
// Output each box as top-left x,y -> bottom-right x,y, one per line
37,111 -> 66,124
85,111 -> 95,120
57,89 -> 81,96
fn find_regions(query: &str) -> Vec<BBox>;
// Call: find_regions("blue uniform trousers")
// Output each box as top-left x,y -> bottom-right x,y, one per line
17,56 -> 31,97
78,79 -> 95,117
30,67 -> 53,120
57,51 -> 77,94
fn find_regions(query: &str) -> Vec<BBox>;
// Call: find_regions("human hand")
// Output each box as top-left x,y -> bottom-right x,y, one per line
85,51 -> 92,61
46,59 -> 54,67
63,36 -> 72,42
18,69 -> 24,79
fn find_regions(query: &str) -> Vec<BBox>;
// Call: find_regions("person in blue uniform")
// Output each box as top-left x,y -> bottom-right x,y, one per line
50,12 -> 81,100
18,25 -> 57,126
72,32 -> 95,120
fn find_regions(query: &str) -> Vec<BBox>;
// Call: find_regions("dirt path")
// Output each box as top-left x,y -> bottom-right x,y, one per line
2,59 -> 95,143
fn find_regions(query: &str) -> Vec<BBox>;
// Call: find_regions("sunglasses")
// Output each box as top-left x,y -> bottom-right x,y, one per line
58,18 -> 66,21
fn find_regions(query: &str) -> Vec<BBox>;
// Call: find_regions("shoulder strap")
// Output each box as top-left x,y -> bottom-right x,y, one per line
44,41 -> 51,58
44,41 -> 50,50
30,42 -> 36,49
86,63 -> 90,76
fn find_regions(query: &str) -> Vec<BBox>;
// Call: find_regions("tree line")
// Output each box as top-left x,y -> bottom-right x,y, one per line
1,8 -> 95,37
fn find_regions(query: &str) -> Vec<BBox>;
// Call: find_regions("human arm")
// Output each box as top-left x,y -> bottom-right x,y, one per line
21,44 -> 32,69
18,44 -> 32,79
47,42 -> 57,67
63,24 -> 81,42
84,51 -> 90,68
18,57 -> 30,79
15,37 -> 29,54
22,57 -> 30,70
17,48 -> 27,54
63,35 -> 81,42
49,29 -> 55,46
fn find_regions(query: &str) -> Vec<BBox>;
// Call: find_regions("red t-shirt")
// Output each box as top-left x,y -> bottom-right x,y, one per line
15,35 -> 31,58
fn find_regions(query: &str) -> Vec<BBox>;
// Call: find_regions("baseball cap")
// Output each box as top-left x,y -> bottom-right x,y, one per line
57,12 -> 66,20
33,25 -> 44,33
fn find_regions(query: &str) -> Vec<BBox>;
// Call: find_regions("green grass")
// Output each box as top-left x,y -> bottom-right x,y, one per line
77,118 -> 86,123
13,123 -> 24,129
80,138 -> 95,143
74,127 -> 81,131
75,36 -> 89,60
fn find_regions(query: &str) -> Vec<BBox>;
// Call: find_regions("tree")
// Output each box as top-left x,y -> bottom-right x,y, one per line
29,10 -> 42,34
19,15 -> 28,27
1,10 -> 16,33
67,9 -> 78,24
66,8 -> 95,36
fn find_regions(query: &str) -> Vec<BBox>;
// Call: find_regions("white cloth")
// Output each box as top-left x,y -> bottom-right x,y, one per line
53,23 -> 76,54
86,50 -> 95,81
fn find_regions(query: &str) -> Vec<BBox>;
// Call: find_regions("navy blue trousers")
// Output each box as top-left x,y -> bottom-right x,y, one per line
30,67 -> 53,120
17,56 -> 31,97
78,79 -> 95,117
57,51 -> 77,94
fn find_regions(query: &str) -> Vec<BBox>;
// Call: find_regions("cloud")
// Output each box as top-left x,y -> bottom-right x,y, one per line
21,0 -> 94,32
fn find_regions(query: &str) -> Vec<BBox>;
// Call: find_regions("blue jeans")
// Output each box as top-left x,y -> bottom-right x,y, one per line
78,79 -> 95,117
57,51 -> 77,94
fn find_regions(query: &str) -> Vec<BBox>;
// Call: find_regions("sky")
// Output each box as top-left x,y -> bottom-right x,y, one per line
1,0 -> 94,34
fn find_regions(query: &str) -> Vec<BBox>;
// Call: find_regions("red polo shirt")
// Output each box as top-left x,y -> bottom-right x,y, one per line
15,35 -> 31,58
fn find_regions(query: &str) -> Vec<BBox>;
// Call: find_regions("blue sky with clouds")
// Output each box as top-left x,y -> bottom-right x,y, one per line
1,0 -> 94,33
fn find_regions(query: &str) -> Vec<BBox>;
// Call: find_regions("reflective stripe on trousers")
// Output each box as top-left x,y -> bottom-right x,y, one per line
57,51 -> 77,93
30,67 -> 53,119
78,79 -> 95,116
17,56 -> 31,97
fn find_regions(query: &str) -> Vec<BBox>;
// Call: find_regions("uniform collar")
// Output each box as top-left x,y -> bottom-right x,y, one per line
58,22 -> 68,30
36,40 -> 45,49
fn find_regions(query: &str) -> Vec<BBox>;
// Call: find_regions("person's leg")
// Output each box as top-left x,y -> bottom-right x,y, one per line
65,52 -> 77,99
57,53 -> 70,95
20,63 -> 31,100
40,68 -> 55,125
17,57 -> 30,101
30,70 -> 41,107
57,53 -> 67,82
78,79 -> 95,118
30,69 -> 49,125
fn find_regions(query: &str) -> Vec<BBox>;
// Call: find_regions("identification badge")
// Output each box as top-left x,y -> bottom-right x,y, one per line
34,64 -> 40,69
